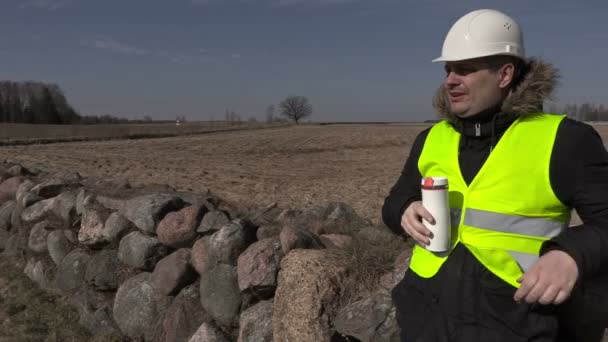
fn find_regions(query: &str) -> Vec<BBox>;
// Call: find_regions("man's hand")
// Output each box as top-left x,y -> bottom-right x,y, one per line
401,201 -> 435,246
513,250 -> 578,305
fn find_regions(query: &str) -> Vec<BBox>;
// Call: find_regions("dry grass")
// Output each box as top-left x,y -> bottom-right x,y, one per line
0,256 -> 93,342
0,121 -> 285,145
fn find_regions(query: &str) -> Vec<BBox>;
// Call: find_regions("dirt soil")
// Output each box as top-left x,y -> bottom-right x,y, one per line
0,124 -> 429,225
2,123 -> 608,226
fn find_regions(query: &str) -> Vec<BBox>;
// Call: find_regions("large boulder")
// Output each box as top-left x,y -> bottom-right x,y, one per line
28,220 -> 52,253
151,248 -> 197,296
238,300 -> 273,342
54,248 -> 91,293
102,211 -> 133,243
21,191 -> 76,228
237,238 -> 283,298
117,231 -> 169,271
273,249 -> 349,341
47,230 -> 76,265
199,264 -> 241,329
85,249 -> 120,291
161,283 -> 211,342
207,219 -> 257,266
333,291 -> 400,342
78,204 -> 112,247
157,205 -> 206,248
113,272 -> 171,341
120,194 -> 185,234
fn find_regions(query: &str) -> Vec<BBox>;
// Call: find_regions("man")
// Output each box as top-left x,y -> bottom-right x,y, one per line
382,9 -> 608,342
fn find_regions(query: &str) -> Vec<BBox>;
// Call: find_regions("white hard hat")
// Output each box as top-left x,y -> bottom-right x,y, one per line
433,9 -> 525,62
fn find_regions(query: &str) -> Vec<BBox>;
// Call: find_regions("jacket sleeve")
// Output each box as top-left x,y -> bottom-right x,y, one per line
541,119 -> 608,280
382,128 -> 431,236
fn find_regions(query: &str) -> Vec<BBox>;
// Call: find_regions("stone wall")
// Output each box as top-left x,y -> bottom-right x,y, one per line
0,160 -> 408,342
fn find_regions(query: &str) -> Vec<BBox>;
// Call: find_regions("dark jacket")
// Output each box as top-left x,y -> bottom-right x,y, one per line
383,58 -> 608,341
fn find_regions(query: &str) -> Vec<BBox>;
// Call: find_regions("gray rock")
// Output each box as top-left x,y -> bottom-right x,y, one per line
10,202 -> 24,232
188,323 -> 230,342
28,220 -> 51,253
151,248 -> 197,296
161,283 -> 211,342
238,300 -> 273,342
113,272 -> 171,341
199,264 -> 241,329
23,258 -> 53,288
16,180 -> 41,208
207,219 -> 257,266
120,194 -> 185,234
118,231 -> 169,270
79,304 -> 122,338
333,291 -> 400,342
279,225 -> 325,255
85,249 -> 120,291
47,230 -> 75,265
54,248 -> 90,293
197,210 -> 230,234
237,238 -> 283,298
0,200 -> 16,231
102,212 -> 133,243
21,191 -> 76,228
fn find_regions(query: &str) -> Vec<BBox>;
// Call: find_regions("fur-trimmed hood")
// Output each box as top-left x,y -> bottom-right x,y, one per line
432,58 -> 560,122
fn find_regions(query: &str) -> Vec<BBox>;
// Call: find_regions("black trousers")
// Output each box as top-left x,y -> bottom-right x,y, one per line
391,245 -> 604,342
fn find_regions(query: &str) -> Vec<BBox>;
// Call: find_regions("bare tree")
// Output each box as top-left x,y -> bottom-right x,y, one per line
279,96 -> 312,124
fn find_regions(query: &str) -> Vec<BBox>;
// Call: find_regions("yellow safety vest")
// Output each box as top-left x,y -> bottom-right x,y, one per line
409,113 -> 571,288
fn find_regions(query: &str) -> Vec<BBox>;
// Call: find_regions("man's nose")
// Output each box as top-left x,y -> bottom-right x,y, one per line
445,71 -> 461,87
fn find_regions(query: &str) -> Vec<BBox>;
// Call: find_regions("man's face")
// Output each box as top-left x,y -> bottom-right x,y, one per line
443,58 -> 512,118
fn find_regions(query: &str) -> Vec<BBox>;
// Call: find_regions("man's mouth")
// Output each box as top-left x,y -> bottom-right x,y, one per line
449,92 -> 466,101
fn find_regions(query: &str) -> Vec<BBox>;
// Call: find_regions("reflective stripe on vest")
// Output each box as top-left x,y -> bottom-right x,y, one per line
464,208 -> 567,271
409,113 -> 571,288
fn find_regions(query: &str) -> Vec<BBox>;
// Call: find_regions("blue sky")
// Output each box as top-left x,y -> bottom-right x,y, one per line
1,0 -> 606,122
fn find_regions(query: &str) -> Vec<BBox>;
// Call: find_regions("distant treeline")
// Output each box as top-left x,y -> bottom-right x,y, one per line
550,103 -> 608,122
0,81 -> 133,125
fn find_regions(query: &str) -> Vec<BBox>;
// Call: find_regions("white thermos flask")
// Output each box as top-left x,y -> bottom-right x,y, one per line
421,176 -> 451,252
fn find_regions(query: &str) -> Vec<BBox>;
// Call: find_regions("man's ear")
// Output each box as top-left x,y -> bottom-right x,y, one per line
498,63 -> 515,89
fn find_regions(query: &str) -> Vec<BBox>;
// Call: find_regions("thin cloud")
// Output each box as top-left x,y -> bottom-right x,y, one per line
231,53 -> 241,59
20,0 -> 73,10
88,37 -> 152,56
